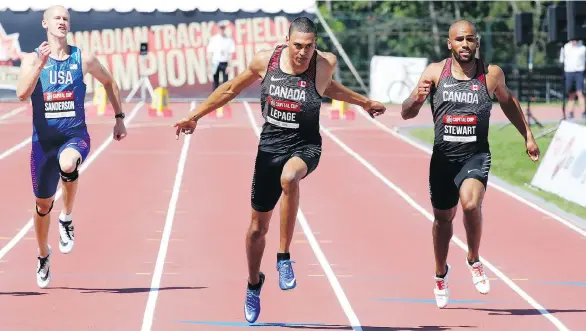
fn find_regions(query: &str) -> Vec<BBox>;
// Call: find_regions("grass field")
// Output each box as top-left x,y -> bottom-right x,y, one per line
408,123 -> 586,220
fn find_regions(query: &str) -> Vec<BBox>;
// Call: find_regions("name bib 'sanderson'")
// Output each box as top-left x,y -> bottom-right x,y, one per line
44,91 -> 76,118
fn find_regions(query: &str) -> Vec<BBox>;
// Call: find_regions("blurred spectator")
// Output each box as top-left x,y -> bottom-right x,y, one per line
560,40 -> 586,120
207,20 -> 235,91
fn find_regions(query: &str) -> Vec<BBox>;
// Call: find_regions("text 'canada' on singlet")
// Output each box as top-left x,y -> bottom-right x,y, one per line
258,44 -> 323,154
430,58 -> 493,162
30,45 -> 87,141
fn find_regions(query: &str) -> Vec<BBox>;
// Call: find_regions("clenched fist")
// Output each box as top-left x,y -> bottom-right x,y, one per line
415,77 -> 433,103
36,41 -> 50,65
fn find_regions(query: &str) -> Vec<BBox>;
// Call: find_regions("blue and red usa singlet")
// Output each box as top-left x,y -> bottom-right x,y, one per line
28,45 -> 91,199
30,45 -> 88,141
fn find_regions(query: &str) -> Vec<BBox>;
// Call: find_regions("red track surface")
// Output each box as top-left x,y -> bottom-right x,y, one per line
0,100 -> 582,330
0,103 -> 31,152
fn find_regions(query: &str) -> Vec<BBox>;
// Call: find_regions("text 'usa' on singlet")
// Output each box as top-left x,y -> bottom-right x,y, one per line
258,44 -> 323,154
430,58 -> 492,162
30,45 -> 87,141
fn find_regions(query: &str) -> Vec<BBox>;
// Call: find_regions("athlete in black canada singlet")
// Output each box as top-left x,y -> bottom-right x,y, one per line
174,17 -> 385,324
401,20 -> 540,309
431,57 -> 492,163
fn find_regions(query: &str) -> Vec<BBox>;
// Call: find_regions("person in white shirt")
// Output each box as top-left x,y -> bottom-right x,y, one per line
207,21 -> 235,91
560,40 -> 586,119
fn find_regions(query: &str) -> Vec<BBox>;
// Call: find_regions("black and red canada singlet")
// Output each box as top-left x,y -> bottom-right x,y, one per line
430,58 -> 493,162
258,44 -> 323,154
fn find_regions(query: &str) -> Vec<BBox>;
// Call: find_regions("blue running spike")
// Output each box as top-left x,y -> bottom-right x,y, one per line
244,272 -> 264,323
277,260 -> 296,290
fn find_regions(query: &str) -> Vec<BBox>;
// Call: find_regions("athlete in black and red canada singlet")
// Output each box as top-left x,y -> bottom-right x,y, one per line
258,44 -> 323,154
173,17 -> 386,324
401,20 -> 540,310
430,57 -> 493,163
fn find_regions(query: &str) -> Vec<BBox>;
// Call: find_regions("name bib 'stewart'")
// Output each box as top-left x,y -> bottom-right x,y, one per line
443,114 -> 477,142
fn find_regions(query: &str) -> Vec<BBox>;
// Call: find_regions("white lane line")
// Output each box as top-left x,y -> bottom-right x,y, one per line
0,105 -> 27,121
140,102 -> 193,331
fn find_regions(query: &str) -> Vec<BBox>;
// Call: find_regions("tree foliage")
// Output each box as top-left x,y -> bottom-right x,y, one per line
314,1 -> 565,95
316,1 -> 563,69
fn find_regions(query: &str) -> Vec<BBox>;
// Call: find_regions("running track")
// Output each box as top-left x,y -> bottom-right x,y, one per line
0,100 -> 583,330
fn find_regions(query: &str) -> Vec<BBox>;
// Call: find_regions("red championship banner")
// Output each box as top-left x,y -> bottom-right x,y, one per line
0,5 -> 315,100
66,17 -> 292,99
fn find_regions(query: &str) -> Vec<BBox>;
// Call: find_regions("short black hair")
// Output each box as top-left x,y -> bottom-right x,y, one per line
288,17 -> 318,37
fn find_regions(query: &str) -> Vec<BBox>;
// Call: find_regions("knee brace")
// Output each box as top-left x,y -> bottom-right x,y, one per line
36,200 -> 54,217
60,168 -> 79,182
60,158 -> 80,182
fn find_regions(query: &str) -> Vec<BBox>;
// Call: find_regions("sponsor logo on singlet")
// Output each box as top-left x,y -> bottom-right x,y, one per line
44,90 -> 75,119
443,114 -> 477,142
266,83 -> 306,129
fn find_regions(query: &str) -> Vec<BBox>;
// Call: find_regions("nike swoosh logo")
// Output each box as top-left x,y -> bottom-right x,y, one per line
44,65 -> 53,69
245,308 -> 255,321
468,169 -> 477,173
443,83 -> 459,88
271,77 -> 286,81
285,278 -> 295,287
41,267 -> 50,281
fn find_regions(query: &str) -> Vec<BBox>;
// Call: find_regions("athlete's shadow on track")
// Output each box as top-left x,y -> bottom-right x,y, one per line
212,324 -> 476,330
447,307 -> 586,315
0,291 -> 48,296
361,327 -> 476,331
53,286 -> 206,294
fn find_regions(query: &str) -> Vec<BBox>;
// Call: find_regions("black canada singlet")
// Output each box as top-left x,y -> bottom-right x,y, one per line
430,58 -> 493,162
258,44 -> 323,154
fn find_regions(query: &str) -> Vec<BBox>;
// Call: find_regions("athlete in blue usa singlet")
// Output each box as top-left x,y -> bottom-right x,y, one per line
30,45 -> 91,199
16,5 -> 127,289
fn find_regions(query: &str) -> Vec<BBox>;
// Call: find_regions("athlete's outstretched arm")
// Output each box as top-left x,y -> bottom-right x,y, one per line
83,54 -> 123,117
492,65 -> 540,161
323,80 -> 385,117
319,52 -> 384,117
173,51 -> 269,139
16,51 -> 47,101
401,64 -> 437,120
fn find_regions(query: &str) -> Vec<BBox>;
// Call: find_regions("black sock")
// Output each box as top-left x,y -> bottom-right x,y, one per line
436,265 -> 449,278
277,252 -> 290,261
468,259 -> 478,266
248,273 -> 264,290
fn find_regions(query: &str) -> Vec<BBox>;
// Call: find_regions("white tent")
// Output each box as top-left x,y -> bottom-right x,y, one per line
0,0 -> 316,13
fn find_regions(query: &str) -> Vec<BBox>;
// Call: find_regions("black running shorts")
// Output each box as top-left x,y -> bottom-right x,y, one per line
251,145 -> 322,212
429,149 -> 492,210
